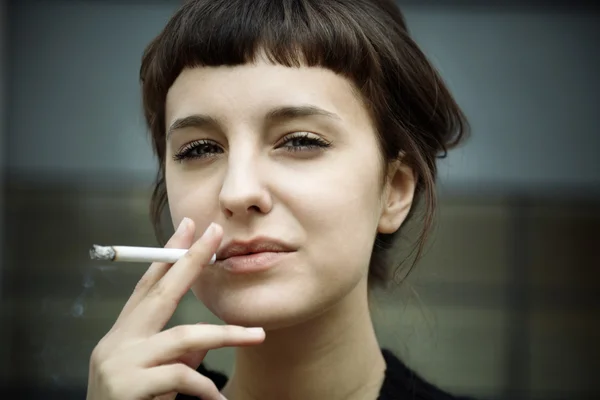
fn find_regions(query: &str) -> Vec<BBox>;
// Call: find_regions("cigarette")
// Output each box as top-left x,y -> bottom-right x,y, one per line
89,245 -> 216,264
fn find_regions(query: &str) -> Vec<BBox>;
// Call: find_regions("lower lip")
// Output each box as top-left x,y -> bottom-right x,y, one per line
218,252 -> 292,274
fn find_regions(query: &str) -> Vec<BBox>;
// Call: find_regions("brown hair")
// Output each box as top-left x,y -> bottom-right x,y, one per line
140,0 -> 469,288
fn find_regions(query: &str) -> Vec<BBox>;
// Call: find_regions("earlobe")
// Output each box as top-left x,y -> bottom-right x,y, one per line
378,161 -> 416,234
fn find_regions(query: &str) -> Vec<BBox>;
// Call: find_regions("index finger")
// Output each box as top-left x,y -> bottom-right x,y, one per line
112,218 -> 196,330
123,223 -> 223,335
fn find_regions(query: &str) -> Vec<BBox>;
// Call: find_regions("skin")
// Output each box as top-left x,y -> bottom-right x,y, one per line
87,58 -> 415,400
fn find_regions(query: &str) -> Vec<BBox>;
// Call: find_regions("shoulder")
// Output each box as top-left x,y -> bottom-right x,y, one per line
379,349 -> 479,400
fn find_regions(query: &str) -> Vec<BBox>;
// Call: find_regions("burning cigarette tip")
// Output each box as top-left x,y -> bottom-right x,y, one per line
89,245 -> 116,261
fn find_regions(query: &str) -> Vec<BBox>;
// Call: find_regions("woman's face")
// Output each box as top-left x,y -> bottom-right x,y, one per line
165,59 -> 410,329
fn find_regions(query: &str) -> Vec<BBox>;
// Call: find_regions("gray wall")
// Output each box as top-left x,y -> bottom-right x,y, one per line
0,0 -> 6,280
0,0 -> 8,387
2,1 -> 599,399
6,0 -> 600,194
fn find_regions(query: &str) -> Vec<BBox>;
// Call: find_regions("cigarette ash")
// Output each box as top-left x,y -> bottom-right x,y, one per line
89,245 -> 115,261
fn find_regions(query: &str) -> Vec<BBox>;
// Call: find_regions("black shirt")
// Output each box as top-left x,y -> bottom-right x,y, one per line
175,349 -> 477,400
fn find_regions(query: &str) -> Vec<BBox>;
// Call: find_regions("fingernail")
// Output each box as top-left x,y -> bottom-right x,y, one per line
245,327 -> 265,336
203,222 -> 217,238
176,217 -> 191,235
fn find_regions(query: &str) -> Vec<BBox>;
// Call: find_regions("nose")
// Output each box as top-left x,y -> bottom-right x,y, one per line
219,152 -> 272,218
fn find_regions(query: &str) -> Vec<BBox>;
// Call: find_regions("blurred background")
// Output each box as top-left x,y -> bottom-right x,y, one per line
0,0 -> 599,399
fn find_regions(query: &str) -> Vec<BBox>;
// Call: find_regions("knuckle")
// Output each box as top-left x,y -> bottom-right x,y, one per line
90,348 -> 103,368
104,376 -> 125,400
170,325 -> 194,342
134,275 -> 151,292
95,359 -> 116,387
89,339 -> 139,400
147,283 -> 171,303
96,355 -> 113,374
221,325 -> 242,336
90,338 -> 111,366
90,344 -> 103,364
172,364 -> 193,387
147,283 -> 181,311
94,359 -> 132,399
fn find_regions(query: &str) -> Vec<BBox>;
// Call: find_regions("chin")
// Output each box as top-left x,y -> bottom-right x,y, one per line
213,303 -> 317,331
192,277 -> 355,331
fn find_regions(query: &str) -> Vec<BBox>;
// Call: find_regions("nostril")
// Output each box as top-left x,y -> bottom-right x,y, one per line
248,205 -> 261,213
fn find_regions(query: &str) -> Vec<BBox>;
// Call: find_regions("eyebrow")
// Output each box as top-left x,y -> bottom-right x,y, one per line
167,114 -> 220,139
167,105 -> 341,139
265,105 -> 341,122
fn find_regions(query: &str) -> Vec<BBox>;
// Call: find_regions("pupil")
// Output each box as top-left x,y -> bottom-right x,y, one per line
294,138 -> 308,146
197,144 -> 211,154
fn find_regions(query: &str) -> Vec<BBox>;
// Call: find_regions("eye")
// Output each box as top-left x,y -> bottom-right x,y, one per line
277,132 -> 332,152
173,140 -> 224,162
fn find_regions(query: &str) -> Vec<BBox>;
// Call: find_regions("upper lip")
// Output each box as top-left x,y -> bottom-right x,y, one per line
216,237 -> 295,261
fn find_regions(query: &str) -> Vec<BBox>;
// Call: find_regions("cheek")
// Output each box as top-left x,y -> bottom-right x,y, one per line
279,152 -> 383,264
166,168 -> 219,233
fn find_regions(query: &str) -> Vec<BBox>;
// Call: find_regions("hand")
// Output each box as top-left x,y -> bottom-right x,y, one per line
86,219 -> 266,400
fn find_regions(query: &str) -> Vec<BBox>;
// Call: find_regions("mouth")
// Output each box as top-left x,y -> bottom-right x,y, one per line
215,238 -> 296,274
216,238 -> 295,261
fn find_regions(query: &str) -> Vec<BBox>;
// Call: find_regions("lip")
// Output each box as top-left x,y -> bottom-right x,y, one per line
215,237 -> 296,274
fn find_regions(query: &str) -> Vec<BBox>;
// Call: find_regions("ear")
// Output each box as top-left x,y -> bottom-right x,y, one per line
378,160 -> 416,234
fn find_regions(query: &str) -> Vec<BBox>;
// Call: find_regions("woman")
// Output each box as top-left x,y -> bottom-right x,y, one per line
86,0 -> 471,399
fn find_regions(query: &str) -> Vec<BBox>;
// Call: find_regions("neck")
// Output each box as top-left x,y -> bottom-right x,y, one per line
221,280 -> 386,400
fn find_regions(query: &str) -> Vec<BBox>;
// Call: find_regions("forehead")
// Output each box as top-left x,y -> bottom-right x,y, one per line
165,60 -> 369,126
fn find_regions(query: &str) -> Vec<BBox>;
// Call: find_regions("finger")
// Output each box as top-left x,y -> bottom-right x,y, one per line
124,223 -> 223,334
178,323 -> 209,369
135,364 -> 222,400
130,324 -> 265,367
178,348 -> 208,370
113,218 -> 196,330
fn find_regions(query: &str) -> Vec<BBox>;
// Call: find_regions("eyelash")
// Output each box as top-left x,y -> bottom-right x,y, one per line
172,140 -> 223,162
172,132 -> 332,162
